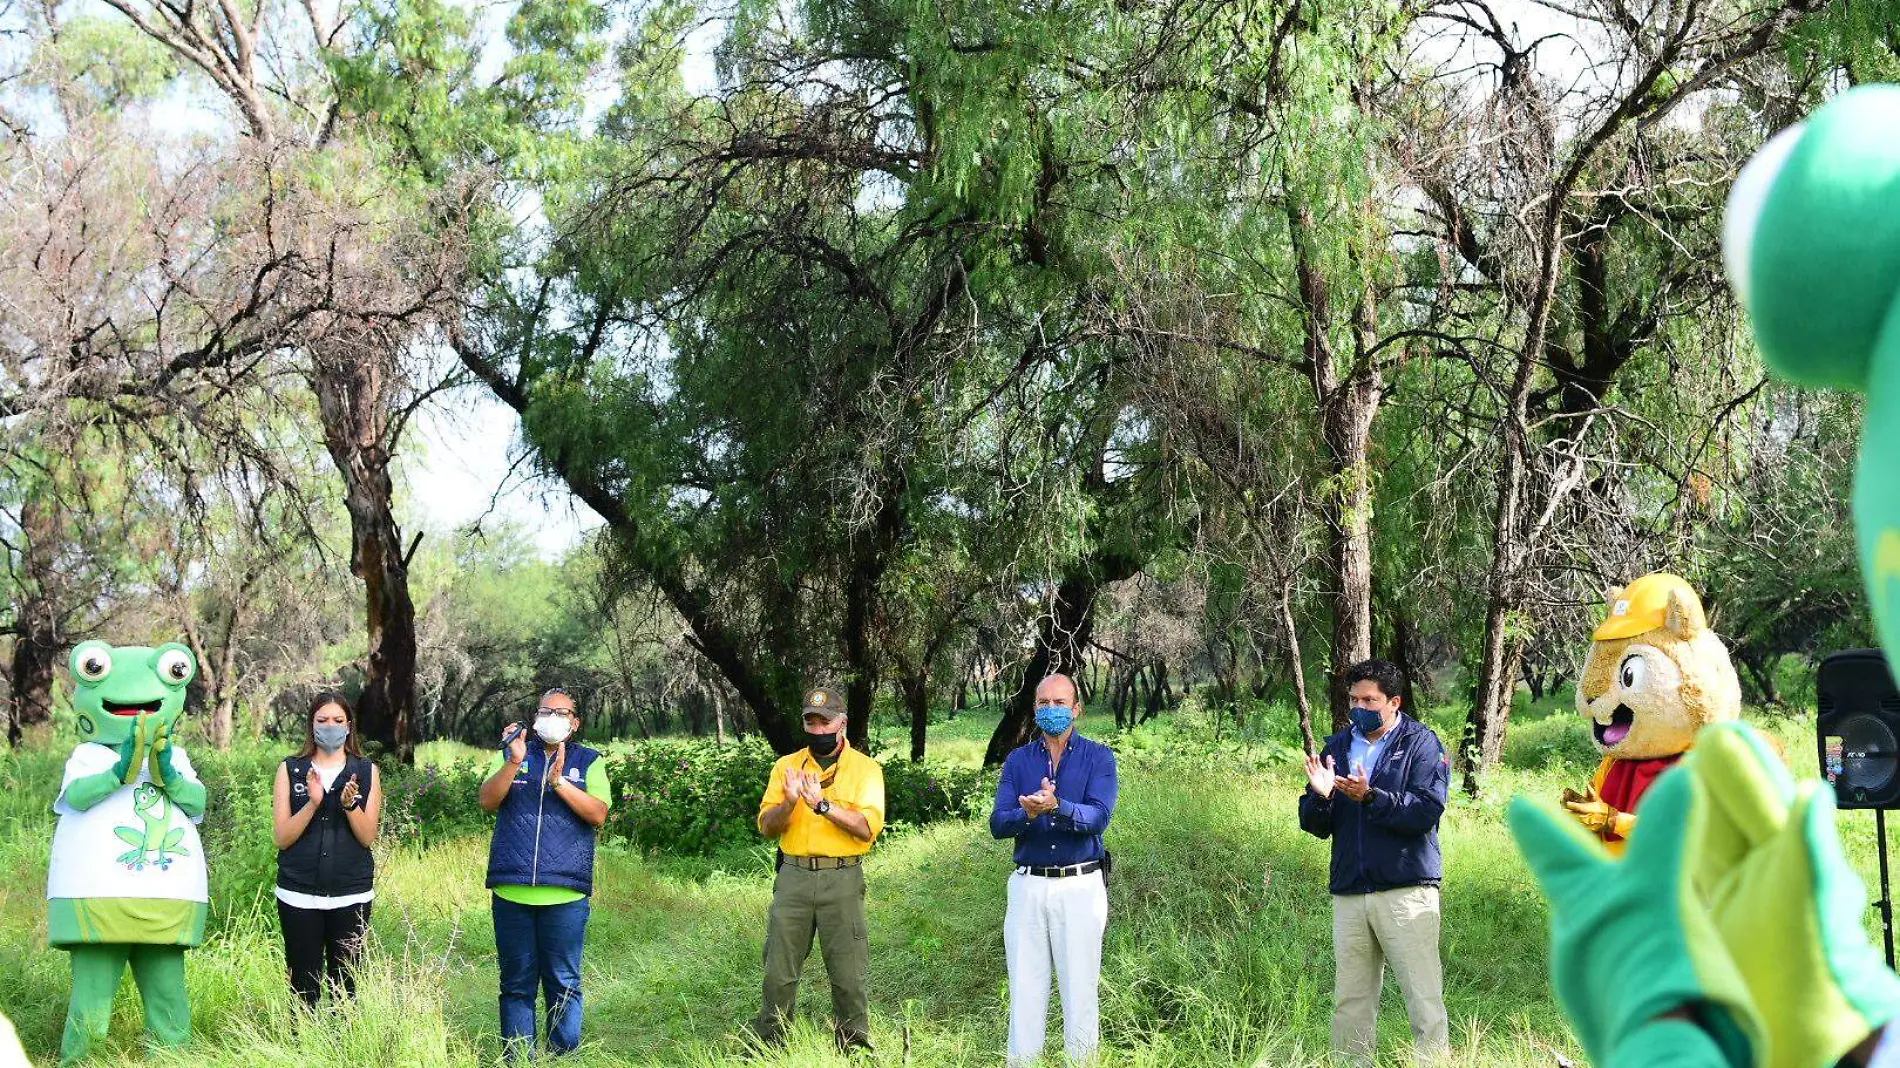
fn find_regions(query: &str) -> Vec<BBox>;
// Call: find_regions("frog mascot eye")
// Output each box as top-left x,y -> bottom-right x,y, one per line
155,646 -> 195,688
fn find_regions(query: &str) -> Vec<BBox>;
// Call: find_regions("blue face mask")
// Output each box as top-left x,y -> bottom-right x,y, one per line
1348,706 -> 1386,736
1034,704 -> 1075,737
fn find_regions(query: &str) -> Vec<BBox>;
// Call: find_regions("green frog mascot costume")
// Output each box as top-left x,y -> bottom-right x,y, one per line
1506,84 -> 1900,1068
48,640 -> 207,1062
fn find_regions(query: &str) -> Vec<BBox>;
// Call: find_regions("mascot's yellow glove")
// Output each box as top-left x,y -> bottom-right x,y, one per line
1686,722 -> 1900,1068
113,712 -> 153,785
1562,785 -> 1635,839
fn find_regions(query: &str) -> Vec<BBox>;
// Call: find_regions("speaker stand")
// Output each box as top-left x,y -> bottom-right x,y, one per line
1878,809 -> 1896,970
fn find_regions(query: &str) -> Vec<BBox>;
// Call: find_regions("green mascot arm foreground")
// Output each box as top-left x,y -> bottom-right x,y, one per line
1514,82 -> 1900,1068
1725,84 -> 1900,659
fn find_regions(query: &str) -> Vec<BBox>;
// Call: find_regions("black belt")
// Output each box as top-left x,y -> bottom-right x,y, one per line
1015,860 -> 1102,878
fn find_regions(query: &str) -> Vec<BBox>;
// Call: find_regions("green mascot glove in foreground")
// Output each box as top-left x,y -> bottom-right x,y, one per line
47,640 -> 207,1064
1514,720 -> 1900,1068
1510,758 -> 1760,1068
1723,84 -> 1900,658
1690,723 -> 1900,1068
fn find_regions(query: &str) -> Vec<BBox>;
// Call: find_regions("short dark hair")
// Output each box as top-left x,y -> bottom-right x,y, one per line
1343,659 -> 1405,702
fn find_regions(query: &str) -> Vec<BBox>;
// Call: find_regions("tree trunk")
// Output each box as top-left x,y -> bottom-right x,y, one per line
1738,652 -> 1782,707
1388,598 -> 1421,711
1279,582 -> 1318,756
1142,662 -> 1165,722
9,493 -> 59,747
903,673 -> 929,762
984,550 -> 1142,764
1289,203 -> 1382,734
311,351 -> 419,764
713,688 -> 728,746
1320,371 -> 1379,733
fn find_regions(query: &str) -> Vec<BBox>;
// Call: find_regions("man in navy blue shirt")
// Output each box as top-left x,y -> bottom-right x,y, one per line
1299,659 -> 1450,1065
990,673 -> 1118,1066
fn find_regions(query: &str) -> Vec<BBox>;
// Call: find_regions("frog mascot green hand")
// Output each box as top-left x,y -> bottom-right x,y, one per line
47,640 -> 207,1064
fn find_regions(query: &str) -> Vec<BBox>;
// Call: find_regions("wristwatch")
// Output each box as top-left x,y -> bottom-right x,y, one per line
815,799 -> 832,816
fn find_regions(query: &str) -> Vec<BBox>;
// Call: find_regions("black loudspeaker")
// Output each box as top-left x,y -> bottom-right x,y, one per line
1818,648 -> 1900,809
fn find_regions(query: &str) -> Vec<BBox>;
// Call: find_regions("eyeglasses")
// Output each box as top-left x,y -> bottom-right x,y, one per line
536,707 -> 575,718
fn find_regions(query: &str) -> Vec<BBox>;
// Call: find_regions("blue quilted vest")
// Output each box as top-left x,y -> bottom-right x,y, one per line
485,743 -> 601,896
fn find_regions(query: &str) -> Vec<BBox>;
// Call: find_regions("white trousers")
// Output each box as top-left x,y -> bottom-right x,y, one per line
1005,869 -> 1109,1065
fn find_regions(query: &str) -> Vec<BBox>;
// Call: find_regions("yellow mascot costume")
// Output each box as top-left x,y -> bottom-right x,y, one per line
1561,572 -> 1742,852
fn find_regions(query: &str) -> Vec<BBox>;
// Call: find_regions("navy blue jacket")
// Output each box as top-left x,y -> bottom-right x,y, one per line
989,733 -> 1117,866
1298,716 -> 1449,894
486,743 -> 601,896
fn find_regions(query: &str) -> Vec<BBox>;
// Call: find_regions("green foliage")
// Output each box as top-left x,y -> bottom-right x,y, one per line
610,741 -> 986,856
381,757 -> 496,845
41,15 -> 180,108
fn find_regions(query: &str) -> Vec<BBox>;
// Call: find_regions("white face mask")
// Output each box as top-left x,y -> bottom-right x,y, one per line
534,715 -> 574,745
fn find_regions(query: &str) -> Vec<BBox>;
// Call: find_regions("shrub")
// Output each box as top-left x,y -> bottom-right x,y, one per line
607,740 -> 990,856
381,757 -> 494,845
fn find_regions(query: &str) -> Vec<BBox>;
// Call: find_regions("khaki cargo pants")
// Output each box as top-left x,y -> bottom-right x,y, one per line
1331,885 -> 1449,1065
756,860 -> 870,1046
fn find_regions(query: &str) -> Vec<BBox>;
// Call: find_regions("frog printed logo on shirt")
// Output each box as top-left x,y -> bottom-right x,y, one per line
114,783 -> 188,871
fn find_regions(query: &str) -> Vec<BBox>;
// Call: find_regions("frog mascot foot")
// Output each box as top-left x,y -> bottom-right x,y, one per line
48,641 -> 204,1063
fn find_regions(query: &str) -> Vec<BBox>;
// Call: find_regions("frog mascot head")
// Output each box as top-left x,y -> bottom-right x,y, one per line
70,639 -> 196,749
46,640 -> 208,1063
1723,85 -> 1900,658
1560,572 -> 1741,852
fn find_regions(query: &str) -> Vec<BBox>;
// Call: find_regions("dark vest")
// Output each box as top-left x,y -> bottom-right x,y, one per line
485,744 -> 600,896
277,754 -> 376,896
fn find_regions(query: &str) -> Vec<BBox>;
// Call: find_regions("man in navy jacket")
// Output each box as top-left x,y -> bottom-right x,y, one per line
1298,659 -> 1450,1065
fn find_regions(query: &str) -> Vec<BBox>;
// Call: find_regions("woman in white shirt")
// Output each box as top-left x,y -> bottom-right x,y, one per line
272,692 -> 381,1005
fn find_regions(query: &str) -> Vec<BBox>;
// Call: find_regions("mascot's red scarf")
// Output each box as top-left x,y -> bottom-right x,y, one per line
1599,754 -> 1685,843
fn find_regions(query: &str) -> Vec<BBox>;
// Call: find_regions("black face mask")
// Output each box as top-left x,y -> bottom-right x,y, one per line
805,729 -> 841,756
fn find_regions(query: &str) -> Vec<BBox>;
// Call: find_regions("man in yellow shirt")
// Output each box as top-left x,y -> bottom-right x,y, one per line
754,685 -> 885,1052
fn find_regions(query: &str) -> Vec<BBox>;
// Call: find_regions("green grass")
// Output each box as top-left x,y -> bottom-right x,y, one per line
0,705 -> 1873,1067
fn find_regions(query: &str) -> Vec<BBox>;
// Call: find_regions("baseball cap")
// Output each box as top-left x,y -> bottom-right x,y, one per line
802,686 -> 845,720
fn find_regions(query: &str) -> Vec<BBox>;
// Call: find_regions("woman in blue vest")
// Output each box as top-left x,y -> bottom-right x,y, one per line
476,688 -> 611,1060
272,691 -> 382,1006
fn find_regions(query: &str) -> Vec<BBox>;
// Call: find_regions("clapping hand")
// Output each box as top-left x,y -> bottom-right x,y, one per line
148,719 -> 178,784
1020,777 -> 1059,818
545,742 -> 567,789
799,770 -> 825,808
1337,768 -> 1372,803
339,773 -> 361,810
304,766 -> 325,799
1303,753 -> 1336,798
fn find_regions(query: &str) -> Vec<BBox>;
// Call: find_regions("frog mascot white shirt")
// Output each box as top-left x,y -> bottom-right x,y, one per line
47,640 -> 207,1063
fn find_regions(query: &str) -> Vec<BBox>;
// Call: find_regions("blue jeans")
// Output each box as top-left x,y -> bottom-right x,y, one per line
492,894 -> 590,1059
